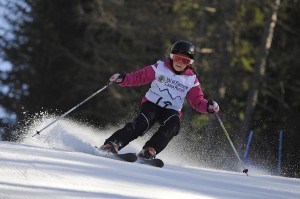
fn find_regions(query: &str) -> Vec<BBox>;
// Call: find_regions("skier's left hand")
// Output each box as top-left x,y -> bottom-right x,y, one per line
208,100 -> 219,113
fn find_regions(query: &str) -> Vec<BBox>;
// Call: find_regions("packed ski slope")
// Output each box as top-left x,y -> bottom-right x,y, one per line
1,118 -> 300,199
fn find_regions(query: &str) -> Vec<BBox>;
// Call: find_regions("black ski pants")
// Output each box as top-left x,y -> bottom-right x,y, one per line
105,101 -> 180,154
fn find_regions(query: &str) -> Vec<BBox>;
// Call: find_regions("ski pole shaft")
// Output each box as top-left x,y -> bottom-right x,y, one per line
214,112 -> 249,175
33,82 -> 113,137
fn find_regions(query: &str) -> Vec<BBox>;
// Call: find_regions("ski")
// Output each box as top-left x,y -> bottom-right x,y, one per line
94,146 -> 163,166
95,147 -> 137,163
111,153 -> 137,162
137,157 -> 164,168
99,152 -> 137,162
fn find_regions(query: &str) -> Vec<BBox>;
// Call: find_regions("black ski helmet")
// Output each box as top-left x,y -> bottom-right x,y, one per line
171,40 -> 195,59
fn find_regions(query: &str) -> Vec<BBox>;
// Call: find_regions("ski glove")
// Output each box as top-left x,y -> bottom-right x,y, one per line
207,100 -> 220,114
109,73 -> 125,84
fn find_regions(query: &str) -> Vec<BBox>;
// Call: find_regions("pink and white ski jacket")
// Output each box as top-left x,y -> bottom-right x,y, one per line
118,57 -> 210,115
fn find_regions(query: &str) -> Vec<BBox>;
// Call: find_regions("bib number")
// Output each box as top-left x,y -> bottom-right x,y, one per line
156,97 -> 172,108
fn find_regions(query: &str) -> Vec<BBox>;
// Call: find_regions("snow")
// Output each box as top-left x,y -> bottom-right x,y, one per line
1,118 -> 300,199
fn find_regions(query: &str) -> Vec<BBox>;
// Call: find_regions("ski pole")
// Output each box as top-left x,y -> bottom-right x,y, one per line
214,112 -> 249,175
32,81 -> 113,137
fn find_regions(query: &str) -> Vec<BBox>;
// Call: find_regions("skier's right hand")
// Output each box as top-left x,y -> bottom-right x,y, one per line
207,100 -> 219,113
109,73 -> 125,84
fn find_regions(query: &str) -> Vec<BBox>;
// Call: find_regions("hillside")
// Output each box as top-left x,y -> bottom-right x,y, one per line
1,119 -> 299,199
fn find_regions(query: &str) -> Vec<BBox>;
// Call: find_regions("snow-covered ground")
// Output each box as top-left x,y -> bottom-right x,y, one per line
1,118 -> 299,199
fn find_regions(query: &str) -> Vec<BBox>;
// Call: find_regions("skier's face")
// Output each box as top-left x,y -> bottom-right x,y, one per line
171,54 -> 194,72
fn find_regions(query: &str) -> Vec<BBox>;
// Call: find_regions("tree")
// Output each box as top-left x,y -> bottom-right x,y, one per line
240,0 -> 281,142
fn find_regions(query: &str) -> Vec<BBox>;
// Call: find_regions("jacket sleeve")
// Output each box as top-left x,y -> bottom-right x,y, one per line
118,64 -> 157,87
186,78 -> 209,113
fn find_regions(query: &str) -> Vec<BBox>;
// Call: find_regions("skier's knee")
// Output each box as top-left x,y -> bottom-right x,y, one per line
126,114 -> 149,137
162,115 -> 180,137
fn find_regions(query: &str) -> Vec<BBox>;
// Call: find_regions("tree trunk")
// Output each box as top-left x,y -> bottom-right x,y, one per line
239,0 -> 281,146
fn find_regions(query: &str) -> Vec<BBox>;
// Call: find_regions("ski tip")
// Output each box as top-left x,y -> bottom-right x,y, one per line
121,153 -> 138,162
137,157 -> 164,168
154,159 -> 164,168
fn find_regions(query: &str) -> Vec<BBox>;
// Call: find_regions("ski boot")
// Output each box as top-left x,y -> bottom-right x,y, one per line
138,147 -> 156,159
99,141 -> 120,154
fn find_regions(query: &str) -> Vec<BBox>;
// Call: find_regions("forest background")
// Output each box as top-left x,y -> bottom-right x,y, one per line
0,0 -> 299,178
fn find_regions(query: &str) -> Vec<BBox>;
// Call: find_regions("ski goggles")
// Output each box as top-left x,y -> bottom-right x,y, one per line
170,53 -> 194,65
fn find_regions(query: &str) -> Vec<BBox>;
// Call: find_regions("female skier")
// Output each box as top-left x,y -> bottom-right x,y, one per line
100,40 -> 219,159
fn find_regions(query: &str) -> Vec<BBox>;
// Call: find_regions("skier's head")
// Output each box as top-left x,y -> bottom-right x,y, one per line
170,40 -> 195,72
170,40 -> 195,59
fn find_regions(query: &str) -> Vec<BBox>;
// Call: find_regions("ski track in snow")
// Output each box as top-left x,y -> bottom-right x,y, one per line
0,118 -> 299,199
